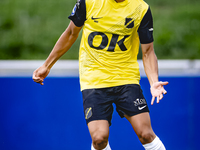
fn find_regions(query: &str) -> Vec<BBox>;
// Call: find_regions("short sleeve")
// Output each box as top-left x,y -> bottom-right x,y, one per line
68,0 -> 86,27
137,7 -> 154,44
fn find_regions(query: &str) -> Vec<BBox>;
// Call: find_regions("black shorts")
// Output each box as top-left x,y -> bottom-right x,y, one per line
82,84 -> 149,125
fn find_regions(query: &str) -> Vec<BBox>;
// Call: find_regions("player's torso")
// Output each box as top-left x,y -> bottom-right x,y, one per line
79,0 -> 149,90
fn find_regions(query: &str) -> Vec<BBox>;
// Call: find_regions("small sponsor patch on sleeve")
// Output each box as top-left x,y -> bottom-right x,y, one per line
68,0 -> 86,27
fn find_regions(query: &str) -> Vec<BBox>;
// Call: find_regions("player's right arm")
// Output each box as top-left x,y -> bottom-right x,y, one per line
33,0 -> 86,85
32,21 -> 82,85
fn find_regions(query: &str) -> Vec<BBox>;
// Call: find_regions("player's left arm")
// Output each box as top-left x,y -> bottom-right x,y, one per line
138,7 -> 168,105
141,43 -> 168,105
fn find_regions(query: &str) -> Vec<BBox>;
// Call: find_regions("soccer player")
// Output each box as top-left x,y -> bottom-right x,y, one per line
32,0 -> 168,149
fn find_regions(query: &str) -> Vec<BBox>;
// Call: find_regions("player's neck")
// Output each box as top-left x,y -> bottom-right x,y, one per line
115,0 -> 125,3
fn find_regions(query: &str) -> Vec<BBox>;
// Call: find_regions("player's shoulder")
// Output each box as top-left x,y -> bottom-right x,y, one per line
133,0 -> 150,17
85,0 -> 103,18
137,0 -> 149,5
129,0 -> 149,11
85,0 -> 95,7
134,0 -> 149,8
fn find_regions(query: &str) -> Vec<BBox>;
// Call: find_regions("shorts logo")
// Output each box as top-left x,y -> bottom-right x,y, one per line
138,105 -> 147,110
134,98 -> 147,106
85,107 -> 92,120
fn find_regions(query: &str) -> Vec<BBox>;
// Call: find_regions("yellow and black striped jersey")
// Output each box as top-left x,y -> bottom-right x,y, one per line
69,0 -> 154,91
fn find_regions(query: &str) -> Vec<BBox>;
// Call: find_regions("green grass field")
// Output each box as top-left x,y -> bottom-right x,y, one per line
0,0 -> 200,59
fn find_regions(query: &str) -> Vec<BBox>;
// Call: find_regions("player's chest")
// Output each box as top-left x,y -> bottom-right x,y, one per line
85,4 -> 142,35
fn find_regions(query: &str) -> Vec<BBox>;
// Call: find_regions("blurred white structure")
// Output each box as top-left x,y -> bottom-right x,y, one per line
0,60 -> 200,77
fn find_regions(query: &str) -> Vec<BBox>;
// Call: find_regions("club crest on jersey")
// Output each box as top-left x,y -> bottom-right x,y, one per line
85,107 -> 92,120
125,18 -> 134,28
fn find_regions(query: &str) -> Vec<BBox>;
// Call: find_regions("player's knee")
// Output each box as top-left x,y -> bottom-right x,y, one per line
138,130 -> 155,144
92,132 -> 108,149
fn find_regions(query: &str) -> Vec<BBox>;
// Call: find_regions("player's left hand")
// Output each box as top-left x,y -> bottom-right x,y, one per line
150,81 -> 168,105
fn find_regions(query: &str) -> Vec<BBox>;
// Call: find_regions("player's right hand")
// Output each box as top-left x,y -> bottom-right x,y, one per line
32,66 -> 50,85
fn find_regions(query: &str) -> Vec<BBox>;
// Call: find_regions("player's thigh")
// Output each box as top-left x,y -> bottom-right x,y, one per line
115,84 -> 149,118
88,120 -> 110,140
82,88 -> 114,126
125,112 -> 155,138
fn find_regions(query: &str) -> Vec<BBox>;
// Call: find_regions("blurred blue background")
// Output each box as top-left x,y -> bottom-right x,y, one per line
0,75 -> 199,150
